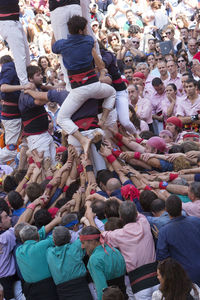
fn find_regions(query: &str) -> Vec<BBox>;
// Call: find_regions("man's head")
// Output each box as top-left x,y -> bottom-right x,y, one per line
165,195 -> 182,218
126,9 -> 135,23
136,62 -> 149,78
188,38 -> 197,55
53,226 -> 71,246
19,224 -> 39,243
139,190 -> 157,212
26,182 -> 42,202
191,59 -> 200,76
34,209 -> 52,228
157,61 -> 168,77
132,72 -> 145,86
131,37 -> 140,49
166,60 -> 177,77
124,56 -> 134,67
124,66 -> 134,82
105,199 -> 120,218
0,55 -> 13,67
152,77 -> 165,95
181,72 -> 190,91
148,38 -> 156,51
159,130 -> 173,143
7,191 -> 24,210
151,198 -> 166,217
27,65 -> 43,87
96,169 -> 114,191
185,78 -> 197,98
80,226 -> 101,256
0,210 -> 11,231
119,201 -> 137,224
61,213 -> 79,231
67,15 -> 87,35
165,117 -> 182,136
188,182 -> 200,202
106,178 -> 121,196
91,200 -> 105,220
180,27 -> 189,41
128,84 -> 139,104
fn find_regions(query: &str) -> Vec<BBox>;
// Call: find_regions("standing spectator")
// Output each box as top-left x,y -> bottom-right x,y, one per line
0,0 -> 30,85
187,38 -> 198,62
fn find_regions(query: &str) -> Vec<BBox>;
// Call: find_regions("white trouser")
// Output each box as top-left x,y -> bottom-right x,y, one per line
27,131 -> 56,165
68,128 -> 106,174
152,120 -> 163,135
57,82 -> 116,134
116,90 -> 136,134
50,4 -> 82,90
0,119 -> 21,164
133,284 -> 159,300
0,20 -> 30,85
14,280 -> 26,300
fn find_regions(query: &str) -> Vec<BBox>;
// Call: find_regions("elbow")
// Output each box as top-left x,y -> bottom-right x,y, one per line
1,85 -> 7,93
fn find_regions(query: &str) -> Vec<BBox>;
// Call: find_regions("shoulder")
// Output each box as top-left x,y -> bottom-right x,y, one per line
152,289 -> 162,300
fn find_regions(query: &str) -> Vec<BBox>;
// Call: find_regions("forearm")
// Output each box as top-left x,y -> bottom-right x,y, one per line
128,158 -> 152,169
166,184 -> 188,195
92,48 -> 105,71
1,84 -> 25,93
167,102 -> 175,117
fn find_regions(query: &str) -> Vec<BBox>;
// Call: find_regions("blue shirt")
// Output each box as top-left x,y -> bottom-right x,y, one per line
52,34 -> 94,70
146,211 -> 170,230
156,216 -> 200,286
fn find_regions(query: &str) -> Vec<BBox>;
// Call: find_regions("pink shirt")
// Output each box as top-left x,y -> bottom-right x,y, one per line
101,214 -> 156,273
136,96 -> 153,124
182,200 -> 200,218
161,95 -> 182,120
176,95 -> 200,116
150,91 -> 166,115
144,74 -> 155,96
165,73 -> 184,96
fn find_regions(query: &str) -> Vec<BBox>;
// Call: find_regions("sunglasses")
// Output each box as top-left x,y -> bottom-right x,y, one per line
132,41 -> 140,44
125,59 -> 133,63
166,32 -> 171,35
178,59 -> 185,63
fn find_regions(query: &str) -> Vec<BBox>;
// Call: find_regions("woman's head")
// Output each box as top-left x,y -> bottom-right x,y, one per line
38,56 -> 51,71
166,83 -> 177,98
146,54 -> 156,68
177,54 -> 188,69
157,258 -> 193,300
108,33 -> 120,48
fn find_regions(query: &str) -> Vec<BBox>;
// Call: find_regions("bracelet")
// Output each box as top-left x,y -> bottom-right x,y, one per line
27,203 -> 36,210
169,173 -> 178,181
28,157 -> 34,164
46,184 -> 53,190
46,176 -> 53,180
115,133 -> 123,142
25,175 -> 30,181
136,138 -> 143,144
159,181 -> 168,189
36,162 -> 41,169
134,152 -> 141,160
85,165 -> 94,172
63,185 -> 69,192
77,164 -> 84,173
90,189 -> 96,195
144,185 -> 152,191
127,172 -> 135,178
106,154 -> 116,164
112,148 -> 122,158
22,183 -> 27,190
0,178 -> 2,186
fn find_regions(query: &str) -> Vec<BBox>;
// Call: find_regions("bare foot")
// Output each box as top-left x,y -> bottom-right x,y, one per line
82,137 -> 92,159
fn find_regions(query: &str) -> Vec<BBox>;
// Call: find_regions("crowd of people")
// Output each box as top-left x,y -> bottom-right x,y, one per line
1,0 -> 200,299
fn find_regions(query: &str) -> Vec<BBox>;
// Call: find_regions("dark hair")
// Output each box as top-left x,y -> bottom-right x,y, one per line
158,258 -> 196,300
34,209 -> 52,228
27,65 -> 41,80
0,55 -> 13,65
189,182 -> 200,199
151,198 -> 165,213
166,195 -> 182,217
119,201 -> 137,224
91,200 -> 105,220
107,32 -> 120,46
123,65 -> 134,72
102,286 -> 125,300
0,198 -> 10,216
61,213 -> 78,229
96,169 -> 113,187
38,56 -> 51,72
61,150 -> 68,165
26,183 -> 42,202
139,130 -> 155,140
8,191 -> 24,210
181,141 -> 199,153
55,197 -> 68,209
177,54 -> 189,65
67,15 -> 87,35
152,77 -> 163,87
105,217 -> 124,231
13,170 -> 27,185
166,83 -> 177,92
185,78 -> 197,87
40,179 -> 50,193
139,190 -> 157,212
168,144 -> 183,154
105,199 -> 120,218
3,176 -> 17,193
80,226 -> 100,241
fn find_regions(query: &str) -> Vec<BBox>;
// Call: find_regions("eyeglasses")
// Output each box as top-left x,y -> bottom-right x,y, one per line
125,59 -> 133,63
178,59 -> 185,63
166,32 -> 171,35
132,41 -> 140,44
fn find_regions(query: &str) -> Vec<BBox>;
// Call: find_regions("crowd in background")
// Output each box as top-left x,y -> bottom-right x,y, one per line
1,0 -> 200,300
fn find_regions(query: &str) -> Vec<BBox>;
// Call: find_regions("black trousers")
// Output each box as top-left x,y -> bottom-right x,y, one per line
0,274 -> 18,300
24,277 -> 59,300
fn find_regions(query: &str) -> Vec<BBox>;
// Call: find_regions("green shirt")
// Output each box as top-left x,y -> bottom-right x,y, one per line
16,229 -> 53,283
87,244 -> 126,300
46,239 -> 87,285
